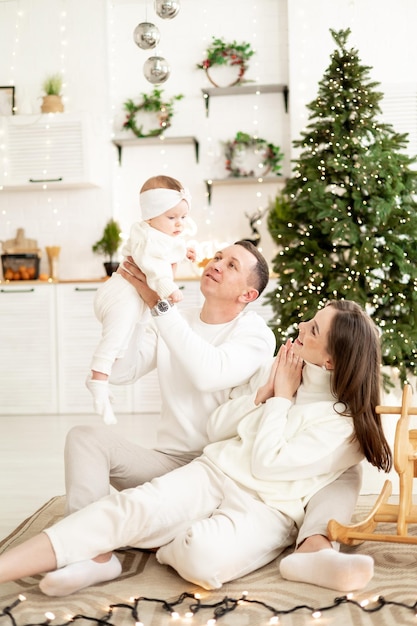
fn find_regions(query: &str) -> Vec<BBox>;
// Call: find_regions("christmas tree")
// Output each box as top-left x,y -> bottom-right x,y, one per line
265,28 -> 417,384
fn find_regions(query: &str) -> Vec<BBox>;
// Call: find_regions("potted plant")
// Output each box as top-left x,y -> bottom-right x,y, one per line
41,73 -> 64,113
92,218 -> 122,277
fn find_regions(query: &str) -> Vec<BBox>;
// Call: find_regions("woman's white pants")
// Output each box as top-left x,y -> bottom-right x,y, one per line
45,457 -> 296,590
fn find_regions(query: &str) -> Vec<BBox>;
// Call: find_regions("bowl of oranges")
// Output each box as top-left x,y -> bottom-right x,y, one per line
1,254 -> 40,281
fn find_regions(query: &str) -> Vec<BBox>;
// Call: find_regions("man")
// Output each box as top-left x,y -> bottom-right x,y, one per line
64,240 -> 367,595
64,240 -> 276,513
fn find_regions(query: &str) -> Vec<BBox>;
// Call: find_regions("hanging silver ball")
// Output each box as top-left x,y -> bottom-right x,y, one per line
154,0 -> 180,19
133,22 -> 160,50
143,56 -> 171,84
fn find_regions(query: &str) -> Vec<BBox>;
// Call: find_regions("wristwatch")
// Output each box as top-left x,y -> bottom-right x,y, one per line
151,299 -> 173,317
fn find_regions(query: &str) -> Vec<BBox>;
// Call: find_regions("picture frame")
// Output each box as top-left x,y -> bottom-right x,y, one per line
0,86 -> 15,115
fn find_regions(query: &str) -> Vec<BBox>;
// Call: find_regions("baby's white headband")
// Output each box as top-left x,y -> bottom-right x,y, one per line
140,188 -> 191,220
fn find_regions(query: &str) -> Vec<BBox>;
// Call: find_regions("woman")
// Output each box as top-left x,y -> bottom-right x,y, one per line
0,300 -> 391,596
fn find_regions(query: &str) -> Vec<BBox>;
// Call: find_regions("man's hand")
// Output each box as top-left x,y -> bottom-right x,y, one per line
117,257 -> 159,308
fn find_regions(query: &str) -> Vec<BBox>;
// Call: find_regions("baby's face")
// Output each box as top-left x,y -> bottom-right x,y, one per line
147,199 -> 189,236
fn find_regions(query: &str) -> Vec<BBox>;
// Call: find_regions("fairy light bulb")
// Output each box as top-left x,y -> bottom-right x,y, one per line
59,3 -> 68,106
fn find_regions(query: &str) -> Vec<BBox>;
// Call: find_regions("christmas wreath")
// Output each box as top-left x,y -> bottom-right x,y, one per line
224,131 -> 284,178
122,88 -> 183,138
197,37 -> 255,87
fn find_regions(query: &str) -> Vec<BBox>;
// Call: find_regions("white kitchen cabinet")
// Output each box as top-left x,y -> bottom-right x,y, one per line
0,283 -> 57,414
0,112 -> 101,190
56,283 -> 133,414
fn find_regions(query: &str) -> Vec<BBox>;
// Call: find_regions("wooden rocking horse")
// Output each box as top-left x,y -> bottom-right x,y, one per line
328,383 -> 417,545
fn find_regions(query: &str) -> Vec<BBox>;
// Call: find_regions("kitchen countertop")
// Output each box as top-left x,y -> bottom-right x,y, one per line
0,275 -> 202,286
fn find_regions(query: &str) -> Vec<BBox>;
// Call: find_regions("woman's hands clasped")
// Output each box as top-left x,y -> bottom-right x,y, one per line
255,339 -> 304,405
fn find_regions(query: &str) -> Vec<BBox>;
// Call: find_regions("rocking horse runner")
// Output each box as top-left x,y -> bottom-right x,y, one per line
328,383 -> 417,545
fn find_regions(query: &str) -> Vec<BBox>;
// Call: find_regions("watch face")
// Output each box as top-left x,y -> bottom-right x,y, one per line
157,300 -> 170,314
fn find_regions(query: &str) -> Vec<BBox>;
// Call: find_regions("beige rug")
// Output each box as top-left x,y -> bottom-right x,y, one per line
1,495 -> 417,625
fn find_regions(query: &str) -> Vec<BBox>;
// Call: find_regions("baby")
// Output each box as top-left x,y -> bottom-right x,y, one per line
86,174 -> 195,424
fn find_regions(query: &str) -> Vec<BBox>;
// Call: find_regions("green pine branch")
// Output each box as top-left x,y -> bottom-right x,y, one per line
265,28 -> 417,385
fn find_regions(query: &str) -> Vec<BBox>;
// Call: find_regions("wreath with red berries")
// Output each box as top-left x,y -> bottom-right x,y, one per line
122,89 -> 183,138
197,37 -> 255,88
224,131 -> 284,178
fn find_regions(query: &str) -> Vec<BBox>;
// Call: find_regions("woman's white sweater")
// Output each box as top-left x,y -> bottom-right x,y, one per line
204,362 -> 363,526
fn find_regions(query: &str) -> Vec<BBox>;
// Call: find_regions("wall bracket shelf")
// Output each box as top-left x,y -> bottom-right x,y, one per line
204,175 -> 286,204
201,83 -> 289,116
112,135 -> 199,165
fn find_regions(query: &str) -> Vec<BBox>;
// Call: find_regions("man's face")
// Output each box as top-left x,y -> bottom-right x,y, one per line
200,244 -> 257,302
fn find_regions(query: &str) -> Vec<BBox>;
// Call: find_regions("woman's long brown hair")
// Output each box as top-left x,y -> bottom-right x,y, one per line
326,300 -> 392,472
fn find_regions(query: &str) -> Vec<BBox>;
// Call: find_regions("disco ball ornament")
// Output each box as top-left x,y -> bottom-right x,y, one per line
133,22 -> 160,50
154,0 -> 180,19
143,56 -> 171,84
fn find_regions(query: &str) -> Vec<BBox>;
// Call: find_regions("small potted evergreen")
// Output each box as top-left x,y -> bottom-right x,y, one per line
41,73 -> 64,113
92,218 -> 122,276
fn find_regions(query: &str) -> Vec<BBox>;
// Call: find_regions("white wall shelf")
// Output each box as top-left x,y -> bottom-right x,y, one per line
201,83 -> 289,116
204,176 -> 286,204
112,135 -> 199,165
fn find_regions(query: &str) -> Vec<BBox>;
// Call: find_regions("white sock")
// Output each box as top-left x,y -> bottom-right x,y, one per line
39,555 -> 122,597
86,377 -> 117,424
279,549 -> 374,592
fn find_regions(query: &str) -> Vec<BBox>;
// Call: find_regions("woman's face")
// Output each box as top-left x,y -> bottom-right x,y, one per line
292,306 -> 337,369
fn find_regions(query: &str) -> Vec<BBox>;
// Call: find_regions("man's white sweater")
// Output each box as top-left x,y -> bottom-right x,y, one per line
111,305 -> 276,456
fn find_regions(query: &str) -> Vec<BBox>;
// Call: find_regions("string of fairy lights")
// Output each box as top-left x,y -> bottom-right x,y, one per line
1,590 -> 417,625
106,0 -> 182,236
200,2 -> 282,257
0,0 -> 68,239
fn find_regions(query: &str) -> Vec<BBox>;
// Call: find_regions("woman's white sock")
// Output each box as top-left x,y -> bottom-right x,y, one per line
86,377 -> 117,424
279,549 -> 374,591
39,554 -> 122,596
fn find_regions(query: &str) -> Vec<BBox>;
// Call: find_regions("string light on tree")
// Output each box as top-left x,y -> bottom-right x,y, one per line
266,28 -> 417,385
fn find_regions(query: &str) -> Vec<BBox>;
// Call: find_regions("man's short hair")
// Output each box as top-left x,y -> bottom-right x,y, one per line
235,240 -> 270,297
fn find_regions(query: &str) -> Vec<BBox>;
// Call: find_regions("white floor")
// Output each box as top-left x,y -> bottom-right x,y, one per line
0,412 -> 157,541
0,398 -> 410,543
